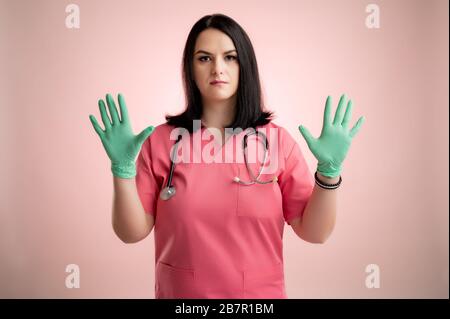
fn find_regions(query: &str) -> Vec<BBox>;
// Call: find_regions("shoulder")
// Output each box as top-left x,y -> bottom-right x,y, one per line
140,122 -> 178,153
150,122 -> 174,138
259,121 -> 296,139
258,121 -> 298,158
145,122 -> 181,142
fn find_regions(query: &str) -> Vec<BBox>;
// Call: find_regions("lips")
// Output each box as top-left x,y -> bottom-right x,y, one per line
210,80 -> 228,84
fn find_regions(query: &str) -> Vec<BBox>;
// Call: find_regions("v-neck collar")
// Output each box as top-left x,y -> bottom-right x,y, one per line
200,124 -> 234,152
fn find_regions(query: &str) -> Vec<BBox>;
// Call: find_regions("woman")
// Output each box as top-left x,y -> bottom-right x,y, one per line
89,13 -> 364,299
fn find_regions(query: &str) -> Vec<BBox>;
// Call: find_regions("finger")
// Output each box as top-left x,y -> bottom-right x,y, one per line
106,93 -> 120,125
332,94 -> 346,125
341,99 -> 353,128
118,93 -> 129,123
322,96 -> 332,129
136,126 -> 155,146
98,99 -> 112,130
349,116 -> 365,138
298,125 -> 315,147
89,115 -> 105,137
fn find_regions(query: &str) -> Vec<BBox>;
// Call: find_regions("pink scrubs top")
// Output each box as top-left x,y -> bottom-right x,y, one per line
135,121 -> 314,299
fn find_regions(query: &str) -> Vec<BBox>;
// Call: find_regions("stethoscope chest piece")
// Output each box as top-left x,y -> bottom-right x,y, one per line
160,186 -> 176,200
159,134 -> 182,201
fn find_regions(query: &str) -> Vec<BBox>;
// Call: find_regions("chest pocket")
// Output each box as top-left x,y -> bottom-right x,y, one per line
235,164 -> 283,219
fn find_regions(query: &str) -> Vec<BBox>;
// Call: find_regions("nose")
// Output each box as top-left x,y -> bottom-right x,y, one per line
211,57 -> 226,75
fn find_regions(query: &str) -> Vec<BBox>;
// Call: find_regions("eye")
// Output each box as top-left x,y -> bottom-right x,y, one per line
197,55 -> 238,62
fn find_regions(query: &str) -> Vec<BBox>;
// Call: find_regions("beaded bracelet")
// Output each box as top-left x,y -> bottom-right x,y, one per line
314,171 -> 342,190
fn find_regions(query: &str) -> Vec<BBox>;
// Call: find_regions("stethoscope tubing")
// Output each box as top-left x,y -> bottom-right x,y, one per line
159,129 -> 277,200
236,130 -> 277,185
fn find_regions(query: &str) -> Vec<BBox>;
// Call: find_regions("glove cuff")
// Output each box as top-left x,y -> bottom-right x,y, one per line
111,161 -> 136,179
317,162 -> 342,178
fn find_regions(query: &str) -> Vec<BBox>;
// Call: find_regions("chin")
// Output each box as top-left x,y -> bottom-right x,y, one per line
207,93 -> 233,100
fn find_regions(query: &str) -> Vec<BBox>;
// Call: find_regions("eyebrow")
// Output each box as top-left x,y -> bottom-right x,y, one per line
194,49 -> 237,55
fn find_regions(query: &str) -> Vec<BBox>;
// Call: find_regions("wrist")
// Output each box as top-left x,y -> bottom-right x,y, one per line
111,160 -> 136,179
316,172 -> 340,184
314,171 -> 342,190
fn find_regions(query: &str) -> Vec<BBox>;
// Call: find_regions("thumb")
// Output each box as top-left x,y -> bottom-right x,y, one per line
298,125 -> 315,147
136,126 -> 155,146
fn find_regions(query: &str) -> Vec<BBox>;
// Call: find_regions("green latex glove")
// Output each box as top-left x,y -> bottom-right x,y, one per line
89,93 -> 155,179
298,94 -> 365,178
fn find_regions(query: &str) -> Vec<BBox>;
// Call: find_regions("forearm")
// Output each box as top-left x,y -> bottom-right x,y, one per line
112,176 -> 148,243
299,173 -> 339,243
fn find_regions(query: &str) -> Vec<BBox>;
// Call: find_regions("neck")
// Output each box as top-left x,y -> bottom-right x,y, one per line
200,98 -> 236,130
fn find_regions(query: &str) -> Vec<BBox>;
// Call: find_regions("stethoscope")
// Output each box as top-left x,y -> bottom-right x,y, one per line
159,130 -> 278,201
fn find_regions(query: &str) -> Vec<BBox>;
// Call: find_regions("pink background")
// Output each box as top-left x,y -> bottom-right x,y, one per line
0,0 -> 448,298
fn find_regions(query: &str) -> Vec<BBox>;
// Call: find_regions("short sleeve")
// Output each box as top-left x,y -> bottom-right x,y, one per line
135,136 -> 160,217
278,137 -> 314,225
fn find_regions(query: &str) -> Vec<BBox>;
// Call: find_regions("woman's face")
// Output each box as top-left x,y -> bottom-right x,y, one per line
193,28 -> 239,103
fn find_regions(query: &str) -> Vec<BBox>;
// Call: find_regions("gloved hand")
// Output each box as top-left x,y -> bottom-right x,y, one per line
298,94 -> 365,178
89,93 -> 155,179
